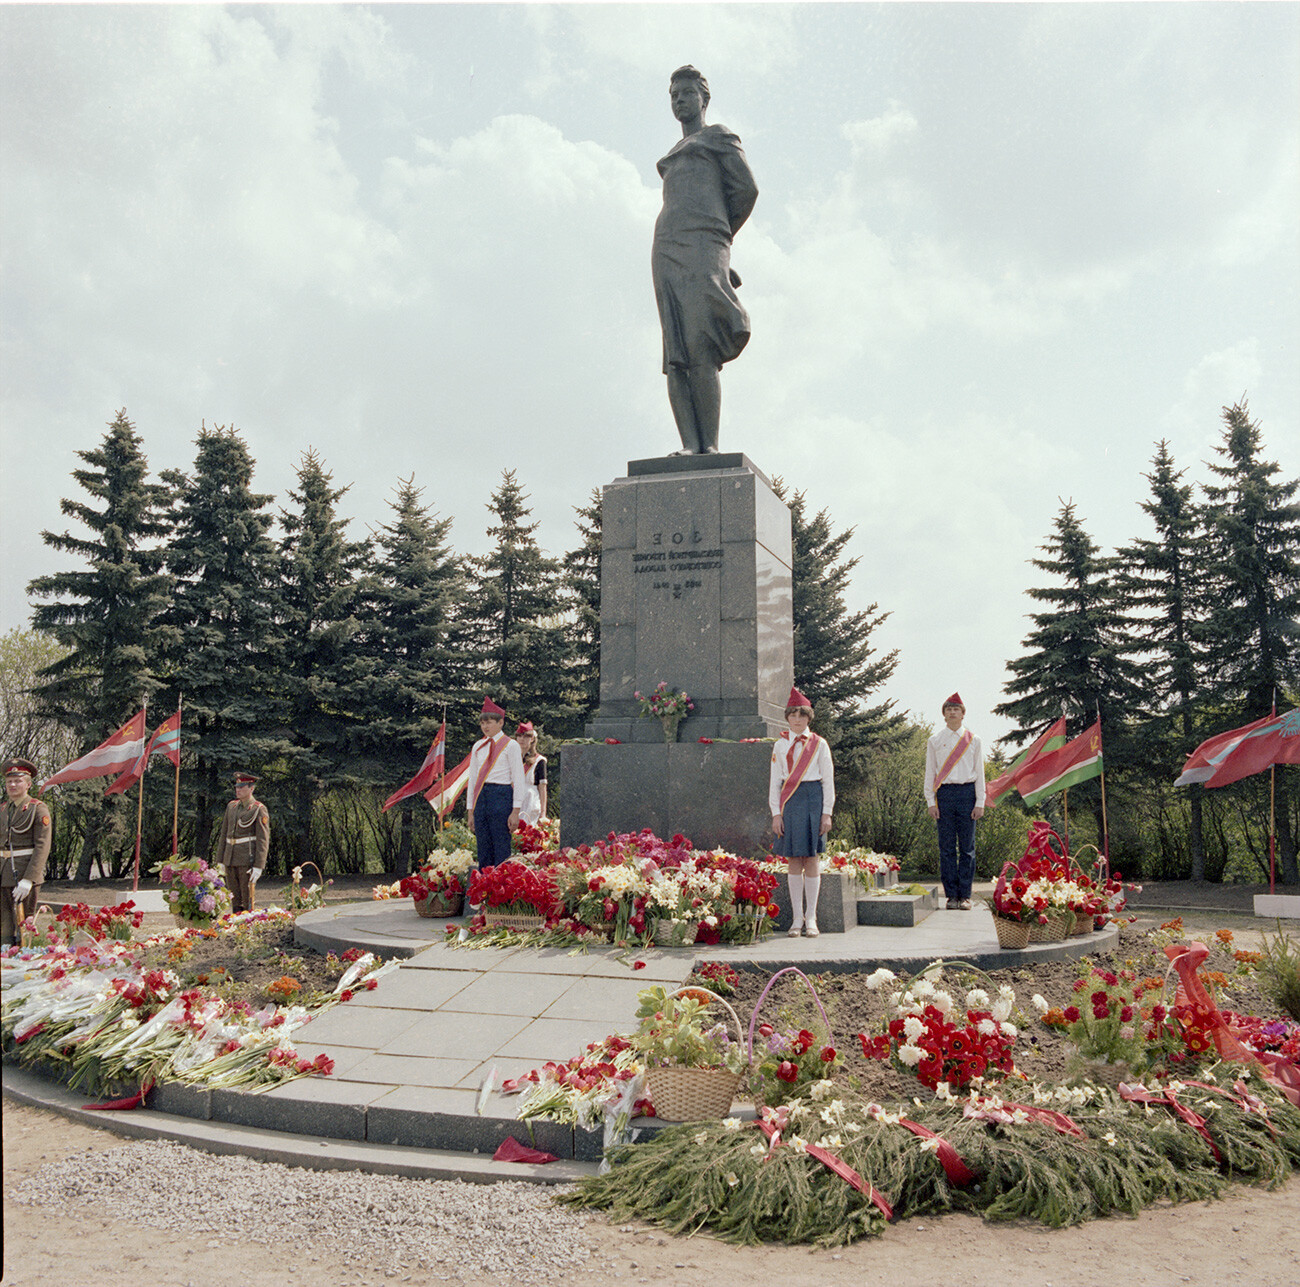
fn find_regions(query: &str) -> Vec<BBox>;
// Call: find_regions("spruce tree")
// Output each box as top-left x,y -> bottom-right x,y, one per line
28,409 -> 173,879
996,501 -> 1144,838
1201,400 -> 1300,881
161,425 -> 282,859
773,480 -> 901,767
465,470 -> 574,731
1115,442 -> 1211,877
354,476 -> 467,875
562,489 -> 603,738
277,450 -> 368,869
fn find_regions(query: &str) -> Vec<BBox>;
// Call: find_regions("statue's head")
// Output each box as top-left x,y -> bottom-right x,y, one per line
669,64 -> 710,109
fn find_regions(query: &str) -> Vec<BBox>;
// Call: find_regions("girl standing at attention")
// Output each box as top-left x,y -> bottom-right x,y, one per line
769,687 -> 834,937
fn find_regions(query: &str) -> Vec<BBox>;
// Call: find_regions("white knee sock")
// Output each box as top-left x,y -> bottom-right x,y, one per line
787,873 -> 804,928
804,873 -> 821,927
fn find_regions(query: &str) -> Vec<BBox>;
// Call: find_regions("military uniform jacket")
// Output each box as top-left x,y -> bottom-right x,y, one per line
216,798 -> 270,869
1,797 -> 52,887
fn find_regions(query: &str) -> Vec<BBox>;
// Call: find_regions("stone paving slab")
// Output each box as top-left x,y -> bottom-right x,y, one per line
378,1011 -> 533,1061
295,1003 -> 428,1049
494,1016 -> 637,1063
541,976 -> 660,1024
349,966 -> 479,1010
435,969 -> 578,1018
342,1053 -> 483,1089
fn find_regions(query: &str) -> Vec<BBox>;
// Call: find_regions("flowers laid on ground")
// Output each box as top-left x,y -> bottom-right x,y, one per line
687,961 -> 740,997
857,964 -> 1018,1092
514,816 -> 560,855
2,913 -> 394,1097
151,856 -> 232,925
822,843 -> 901,891
398,848 -> 475,905
443,829 -> 778,949
23,900 -> 145,947
504,1033 -> 650,1128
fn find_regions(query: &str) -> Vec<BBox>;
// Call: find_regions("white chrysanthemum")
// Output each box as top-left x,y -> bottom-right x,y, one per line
965,989 -> 990,1010
866,968 -> 897,990
902,1015 -> 924,1040
897,1044 -> 923,1067
977,1019 -> 996,1037
991,998 -> 1014,1023
1031,994 -> 1049,1014
931,990 -> 955,1015
913,978 -> 935,1000
1000,1022 -> 1018,1038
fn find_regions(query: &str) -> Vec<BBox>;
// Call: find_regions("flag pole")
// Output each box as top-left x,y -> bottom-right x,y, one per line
1062,787 -> 1069,855
1269,690 -> 1278,895
1097,702 -> 1110,866
131,699 -> 148,892
172,694 -> 183,856
439,703 -> 447,832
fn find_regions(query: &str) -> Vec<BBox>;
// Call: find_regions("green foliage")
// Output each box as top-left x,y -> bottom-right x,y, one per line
561,488 -> 602,738
772,480 -> 902,766
1256,925 -> 1300,1023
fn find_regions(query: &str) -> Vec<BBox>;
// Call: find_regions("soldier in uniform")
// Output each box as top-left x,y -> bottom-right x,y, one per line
2,757 -> 52,946
216,771 -> 269,914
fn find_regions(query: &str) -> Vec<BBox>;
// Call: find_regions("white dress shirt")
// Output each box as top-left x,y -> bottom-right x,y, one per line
468,734 -> 526,809
768,730 -> 835,818
924,725 -> 986,808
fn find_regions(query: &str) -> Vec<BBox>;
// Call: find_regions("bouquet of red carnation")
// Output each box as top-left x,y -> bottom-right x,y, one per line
751,1023 -> 842,1105
468,860 -> 559,918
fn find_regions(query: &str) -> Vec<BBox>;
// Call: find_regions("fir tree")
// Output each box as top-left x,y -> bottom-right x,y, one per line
161,425 -> 282,859
354,476 -> 467,875
562,488 -> 603,737
465,470 -> 574,731
276,450 -> 368,869
773,480 -> 901,766
1200,400 -> 1300,882
996,501 -> 1144,838
28,409 -> 173,879
1115,442 -> 1211,877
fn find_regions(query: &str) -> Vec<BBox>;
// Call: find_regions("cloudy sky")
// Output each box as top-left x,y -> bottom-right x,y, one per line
3,2 -> 1297,746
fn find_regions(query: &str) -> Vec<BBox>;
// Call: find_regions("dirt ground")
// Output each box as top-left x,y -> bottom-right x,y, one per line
2,1098 -> 1299,1287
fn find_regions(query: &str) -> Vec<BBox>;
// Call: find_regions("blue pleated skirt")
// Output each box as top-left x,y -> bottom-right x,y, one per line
775,780 -> 825,858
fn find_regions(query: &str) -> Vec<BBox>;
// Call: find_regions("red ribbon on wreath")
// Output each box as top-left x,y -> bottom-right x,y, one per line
897,1117 -> 978,1186
1118,1083 -> 1221,1162
754,1117 -> 894,1221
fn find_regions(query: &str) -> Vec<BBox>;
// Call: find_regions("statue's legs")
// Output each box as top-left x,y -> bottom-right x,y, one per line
667,365 -> 721,454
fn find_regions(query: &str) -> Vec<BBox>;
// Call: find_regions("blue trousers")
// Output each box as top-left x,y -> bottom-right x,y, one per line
936,781 -> 977,899
473,783 -> 514,868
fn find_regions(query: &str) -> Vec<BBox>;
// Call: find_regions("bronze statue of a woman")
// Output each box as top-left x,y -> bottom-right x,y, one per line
652,66 -> 758,455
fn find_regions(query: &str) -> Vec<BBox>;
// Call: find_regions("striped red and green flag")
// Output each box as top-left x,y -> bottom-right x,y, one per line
986,716 -> 1068,808
1017,720 -> 1103,807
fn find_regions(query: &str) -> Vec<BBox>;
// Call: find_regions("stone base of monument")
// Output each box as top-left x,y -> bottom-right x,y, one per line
769,872 -> 858,934
560,741 -> 774,856
856,885 -> 940,927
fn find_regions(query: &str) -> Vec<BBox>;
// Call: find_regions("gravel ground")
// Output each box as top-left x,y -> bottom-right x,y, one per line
9,1137 -> 593,1284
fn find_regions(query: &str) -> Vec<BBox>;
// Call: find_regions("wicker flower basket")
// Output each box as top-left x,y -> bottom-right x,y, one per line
645,986 -> 747,1122
1028,909 -> 1072,943
653,919 -> 699,947
993,914 -> 1032,950
482,912 -> 547,933
647,1065 -> 742,1122
1070,912 -> 1094,937
414,890 -> 464,918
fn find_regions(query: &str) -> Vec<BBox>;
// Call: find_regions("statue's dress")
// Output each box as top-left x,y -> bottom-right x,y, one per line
652,124 -> 758,374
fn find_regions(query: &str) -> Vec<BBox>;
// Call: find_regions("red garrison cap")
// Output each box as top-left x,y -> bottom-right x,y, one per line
515,721 -> 535,736
786,687 -> 812,709
943,692 -> 964,710
481,698 -> 506,718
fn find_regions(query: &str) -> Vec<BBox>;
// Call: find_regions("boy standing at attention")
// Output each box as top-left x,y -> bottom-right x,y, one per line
467,698 -> 526,868
924,693 -> 986,910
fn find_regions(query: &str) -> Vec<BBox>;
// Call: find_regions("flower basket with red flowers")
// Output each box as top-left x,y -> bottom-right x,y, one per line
745,967 -> 842,1107
399,848 -> 474,918
468,860 -> 559,928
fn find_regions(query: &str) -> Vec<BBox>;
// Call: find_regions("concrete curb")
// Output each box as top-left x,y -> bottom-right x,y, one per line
2,1064 -> 598,1186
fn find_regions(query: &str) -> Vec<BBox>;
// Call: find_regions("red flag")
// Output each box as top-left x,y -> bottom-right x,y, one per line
424,756 -> 470,820
105,710 -> 182,796
1016,720 -> 1103,807
382,724 -> 447,812
986,716 -> 1068,808
1176,709 -> 1300,789
42,711 -> 146,789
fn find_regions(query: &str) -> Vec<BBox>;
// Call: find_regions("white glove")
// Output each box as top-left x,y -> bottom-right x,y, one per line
13,879 -> 32,903
249,867 -> 263,885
